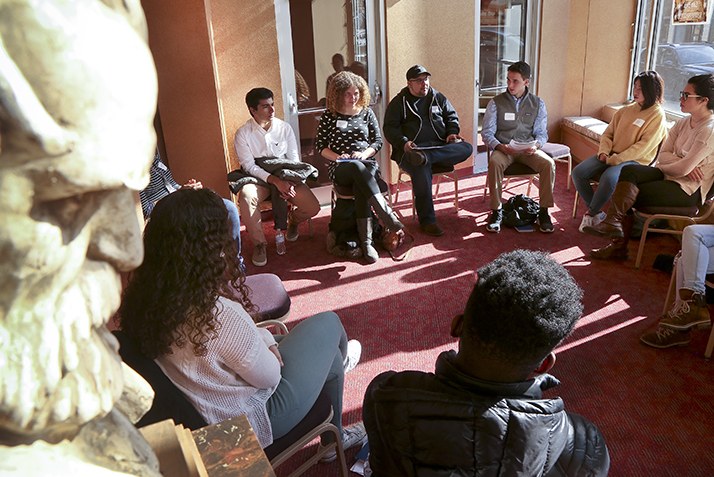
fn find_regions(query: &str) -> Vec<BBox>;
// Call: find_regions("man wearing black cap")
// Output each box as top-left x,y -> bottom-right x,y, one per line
384,65 -> 473,236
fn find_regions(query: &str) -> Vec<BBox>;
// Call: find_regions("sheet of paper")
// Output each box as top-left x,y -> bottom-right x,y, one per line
508,139 -> 537,151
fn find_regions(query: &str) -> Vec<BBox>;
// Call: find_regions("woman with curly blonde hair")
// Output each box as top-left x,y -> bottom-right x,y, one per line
317,71 -> 403,263
118,188 -> 365,454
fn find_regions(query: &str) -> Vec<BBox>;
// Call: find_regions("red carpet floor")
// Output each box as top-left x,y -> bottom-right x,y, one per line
245,162 -> 714,476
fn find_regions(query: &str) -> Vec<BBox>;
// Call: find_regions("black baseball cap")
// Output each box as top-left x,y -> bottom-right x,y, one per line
406,65 -> 431,80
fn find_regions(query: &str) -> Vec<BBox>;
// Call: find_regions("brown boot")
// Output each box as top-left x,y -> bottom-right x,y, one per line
582,182 -> 639,238
659,289 -> 711,330
589,214 -> 633,260
590,239 -> 628,260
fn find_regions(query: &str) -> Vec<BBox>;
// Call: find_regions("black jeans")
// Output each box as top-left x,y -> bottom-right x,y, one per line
333,160 -> 381,218
619,164 -> 701,208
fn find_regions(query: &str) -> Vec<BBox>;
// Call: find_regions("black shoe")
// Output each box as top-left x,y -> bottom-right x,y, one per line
421,223 -> 444,236
403,150 -> 426,167
486,209 -> 502,233
538,207 -> 554,233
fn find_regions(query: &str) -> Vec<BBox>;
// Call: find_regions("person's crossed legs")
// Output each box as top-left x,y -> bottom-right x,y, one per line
399,141 -> 472,235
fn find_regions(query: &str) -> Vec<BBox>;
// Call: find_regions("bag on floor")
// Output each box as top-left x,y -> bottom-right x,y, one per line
327,198 -> 383,259
502,194 -> 539,228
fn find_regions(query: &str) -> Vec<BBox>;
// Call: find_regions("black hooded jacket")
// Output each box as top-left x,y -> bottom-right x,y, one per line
383,86 -> 461,162
363,351 -> 610,477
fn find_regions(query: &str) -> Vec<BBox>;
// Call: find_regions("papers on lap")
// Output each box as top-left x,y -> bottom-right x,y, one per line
509,139 -> 537,151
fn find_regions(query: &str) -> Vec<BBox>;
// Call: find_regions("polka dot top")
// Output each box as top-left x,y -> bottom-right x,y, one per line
316,107 -> 383,180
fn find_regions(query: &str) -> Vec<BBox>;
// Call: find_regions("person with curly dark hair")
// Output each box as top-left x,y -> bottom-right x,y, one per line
584,74 -> 714,261
317,71 -> 404,263
363,250 -> 610,476
118,188 -> 365,456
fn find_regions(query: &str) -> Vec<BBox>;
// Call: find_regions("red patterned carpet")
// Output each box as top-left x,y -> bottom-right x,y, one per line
244,161 -> 714,477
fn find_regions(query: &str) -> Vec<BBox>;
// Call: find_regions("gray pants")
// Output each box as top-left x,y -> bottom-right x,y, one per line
266,311 -> 348,443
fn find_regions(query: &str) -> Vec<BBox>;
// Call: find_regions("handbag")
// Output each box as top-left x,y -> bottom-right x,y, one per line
379,228 -> 414,261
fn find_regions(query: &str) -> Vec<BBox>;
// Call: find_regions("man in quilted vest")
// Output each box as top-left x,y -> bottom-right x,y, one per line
363,250 -> 610,476
482,61 -> 556,233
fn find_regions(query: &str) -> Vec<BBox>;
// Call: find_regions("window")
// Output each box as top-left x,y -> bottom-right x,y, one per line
634,0 -> 714,115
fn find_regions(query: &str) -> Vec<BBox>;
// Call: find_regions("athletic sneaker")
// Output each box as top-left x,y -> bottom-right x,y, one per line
252,243 -> 267,267
343,339 -> 362,374
320,422 -> 368,463
538,208 -> 554,233
286,222 -> 300,242
579,211 -> 606,234
486,209 -> 503,233
640,326 -> 691,348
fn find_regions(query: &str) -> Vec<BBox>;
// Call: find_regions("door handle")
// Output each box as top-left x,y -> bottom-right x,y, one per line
370,82 -> 382,106
288,93 -> 298,114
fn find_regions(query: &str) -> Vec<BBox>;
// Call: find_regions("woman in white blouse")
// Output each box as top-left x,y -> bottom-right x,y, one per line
118,189 -> 365,458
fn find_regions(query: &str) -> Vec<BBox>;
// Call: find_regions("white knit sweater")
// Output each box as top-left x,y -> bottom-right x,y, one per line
156,296 -> 280,447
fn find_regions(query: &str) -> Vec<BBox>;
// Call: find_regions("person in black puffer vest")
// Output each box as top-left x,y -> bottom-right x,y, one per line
363,250 -> 610,477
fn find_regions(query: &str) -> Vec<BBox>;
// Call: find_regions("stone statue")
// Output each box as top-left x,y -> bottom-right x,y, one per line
0,0 -> 161,474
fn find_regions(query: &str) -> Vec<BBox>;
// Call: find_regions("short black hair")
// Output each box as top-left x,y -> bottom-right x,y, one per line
462,250 -> 583,368
245,87 -> 274,116
688,74 -> 714,110
634,70 -> 664,110
507,61 -> 531,80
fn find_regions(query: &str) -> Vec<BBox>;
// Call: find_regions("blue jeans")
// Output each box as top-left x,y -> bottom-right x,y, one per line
399,141 -> 472,226
266,311 -> 348,443
678,224 -> 714,295
571,156 -> 639,216
222,198 -> 244,270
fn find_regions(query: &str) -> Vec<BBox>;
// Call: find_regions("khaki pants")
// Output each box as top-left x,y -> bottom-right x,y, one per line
487,149 -> 555,210
238,183 -> 320,246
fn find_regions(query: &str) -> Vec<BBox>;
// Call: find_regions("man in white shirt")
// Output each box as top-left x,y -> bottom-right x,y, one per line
234,88 -> 320,267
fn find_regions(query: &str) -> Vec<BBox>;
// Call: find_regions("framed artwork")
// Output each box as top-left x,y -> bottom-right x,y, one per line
672,0 -> 710,24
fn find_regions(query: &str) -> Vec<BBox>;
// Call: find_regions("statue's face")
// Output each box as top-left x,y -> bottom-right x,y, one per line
0,0 -> 157,443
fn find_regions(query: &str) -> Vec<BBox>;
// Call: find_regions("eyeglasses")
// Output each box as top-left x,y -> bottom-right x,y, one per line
680,91 -> 704,100
409,77 -> 429,84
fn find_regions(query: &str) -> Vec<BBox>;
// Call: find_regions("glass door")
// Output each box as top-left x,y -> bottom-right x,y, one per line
275,0 -> 386,191
475,0 -> 534,171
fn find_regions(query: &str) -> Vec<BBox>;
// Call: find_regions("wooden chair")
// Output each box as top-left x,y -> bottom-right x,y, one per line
482,147 -> 539,202
394,164 -> 459,218
660,252 -> 714,360
540,142 -> 572,189
482,142 -> 568,203
633,186 -> 714,269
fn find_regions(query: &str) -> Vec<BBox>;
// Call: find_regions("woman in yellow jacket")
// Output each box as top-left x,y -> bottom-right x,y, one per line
572,71 -> 667,233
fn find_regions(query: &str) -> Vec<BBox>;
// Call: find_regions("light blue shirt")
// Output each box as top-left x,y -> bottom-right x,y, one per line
481,92 -> 548,151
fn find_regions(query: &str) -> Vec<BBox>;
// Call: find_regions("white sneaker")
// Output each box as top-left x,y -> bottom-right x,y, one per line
578,211 -> 606,233
319,422 -> 367,463
592,211 -> 607,226
343,340 -> 361,374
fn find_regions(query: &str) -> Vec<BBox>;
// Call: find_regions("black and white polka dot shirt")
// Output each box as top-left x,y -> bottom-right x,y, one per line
316,107 -> 383,180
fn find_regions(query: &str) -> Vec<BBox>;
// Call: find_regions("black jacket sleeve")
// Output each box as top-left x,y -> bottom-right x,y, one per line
437,92 -> 460,137
383,95 -> 410,154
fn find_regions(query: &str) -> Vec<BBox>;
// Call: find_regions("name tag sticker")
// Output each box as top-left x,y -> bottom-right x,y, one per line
633,118 -> 645,127
432,105 -> 441,114
504,113 -> 516,121
336,120 -> 348,129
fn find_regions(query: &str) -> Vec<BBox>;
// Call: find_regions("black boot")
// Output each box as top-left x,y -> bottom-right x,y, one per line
356,218 -> 378,264
367,195 -> 403,233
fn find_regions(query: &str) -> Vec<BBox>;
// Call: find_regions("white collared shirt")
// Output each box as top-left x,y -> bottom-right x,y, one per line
233,117 -> 300,182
